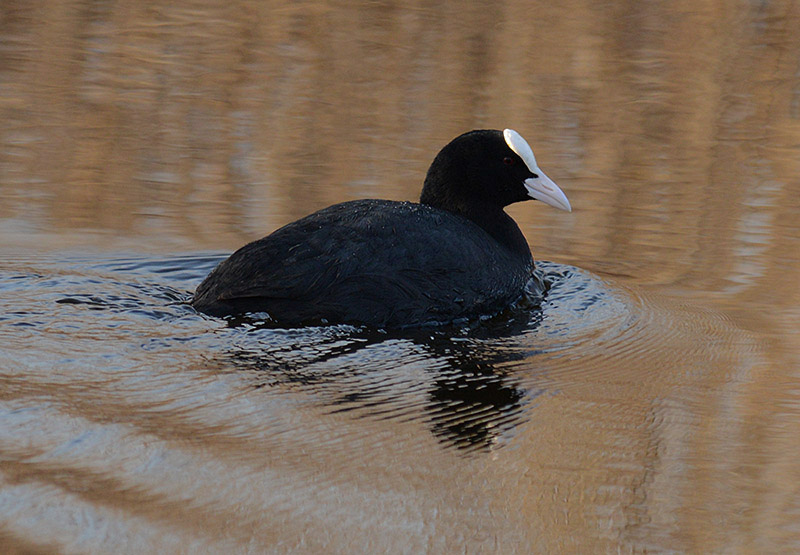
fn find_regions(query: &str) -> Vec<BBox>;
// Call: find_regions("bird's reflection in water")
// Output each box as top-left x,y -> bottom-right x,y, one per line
424,340 -> 534,452
225,278 -> 548,453
420,301 -> 545,452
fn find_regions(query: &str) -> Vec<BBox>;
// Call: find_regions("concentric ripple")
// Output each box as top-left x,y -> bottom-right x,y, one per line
0,252 -> 762,553
2,253 -> 743,457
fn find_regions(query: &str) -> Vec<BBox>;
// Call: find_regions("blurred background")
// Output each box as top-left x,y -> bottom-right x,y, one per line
2,0 -> 800,552
3,1 -> 797,279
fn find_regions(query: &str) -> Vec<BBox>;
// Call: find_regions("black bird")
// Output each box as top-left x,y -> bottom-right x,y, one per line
192,129 -> 571,328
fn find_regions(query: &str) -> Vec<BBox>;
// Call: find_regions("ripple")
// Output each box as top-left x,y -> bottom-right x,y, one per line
0,251 -> 768,554
212,261 -> 634,453
1,253 -> 754,460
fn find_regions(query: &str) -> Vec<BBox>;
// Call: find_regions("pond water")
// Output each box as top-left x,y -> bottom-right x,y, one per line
2,1 -> 800,552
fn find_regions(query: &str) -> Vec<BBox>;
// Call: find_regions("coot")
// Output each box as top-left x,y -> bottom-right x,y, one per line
192,129 -> 571,328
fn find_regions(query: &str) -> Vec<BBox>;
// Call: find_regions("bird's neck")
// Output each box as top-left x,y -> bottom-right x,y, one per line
420,171 -> 532,262
462,204 -> 532,261
421,193 -> 531,262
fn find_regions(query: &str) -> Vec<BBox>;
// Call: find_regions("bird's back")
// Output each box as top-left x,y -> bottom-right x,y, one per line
192,199 -> 533,327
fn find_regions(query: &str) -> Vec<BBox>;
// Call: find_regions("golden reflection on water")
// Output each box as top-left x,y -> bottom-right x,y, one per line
1,0 -> 800,552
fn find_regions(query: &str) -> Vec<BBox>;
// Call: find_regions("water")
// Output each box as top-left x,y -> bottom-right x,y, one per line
2,1 -> 800,552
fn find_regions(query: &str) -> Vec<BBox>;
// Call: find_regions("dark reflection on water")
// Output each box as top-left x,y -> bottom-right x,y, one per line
227,316 -> 539,454
230,330 -> 534,453
423,339 -> 533,452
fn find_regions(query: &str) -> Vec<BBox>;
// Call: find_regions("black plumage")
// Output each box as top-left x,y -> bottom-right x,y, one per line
192,129 -> 570,328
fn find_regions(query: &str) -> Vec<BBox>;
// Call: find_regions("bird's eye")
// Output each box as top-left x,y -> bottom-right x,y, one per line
503,157 -> 514,165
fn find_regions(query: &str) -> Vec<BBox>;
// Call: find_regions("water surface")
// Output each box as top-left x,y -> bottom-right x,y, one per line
2,1 -> 800,552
